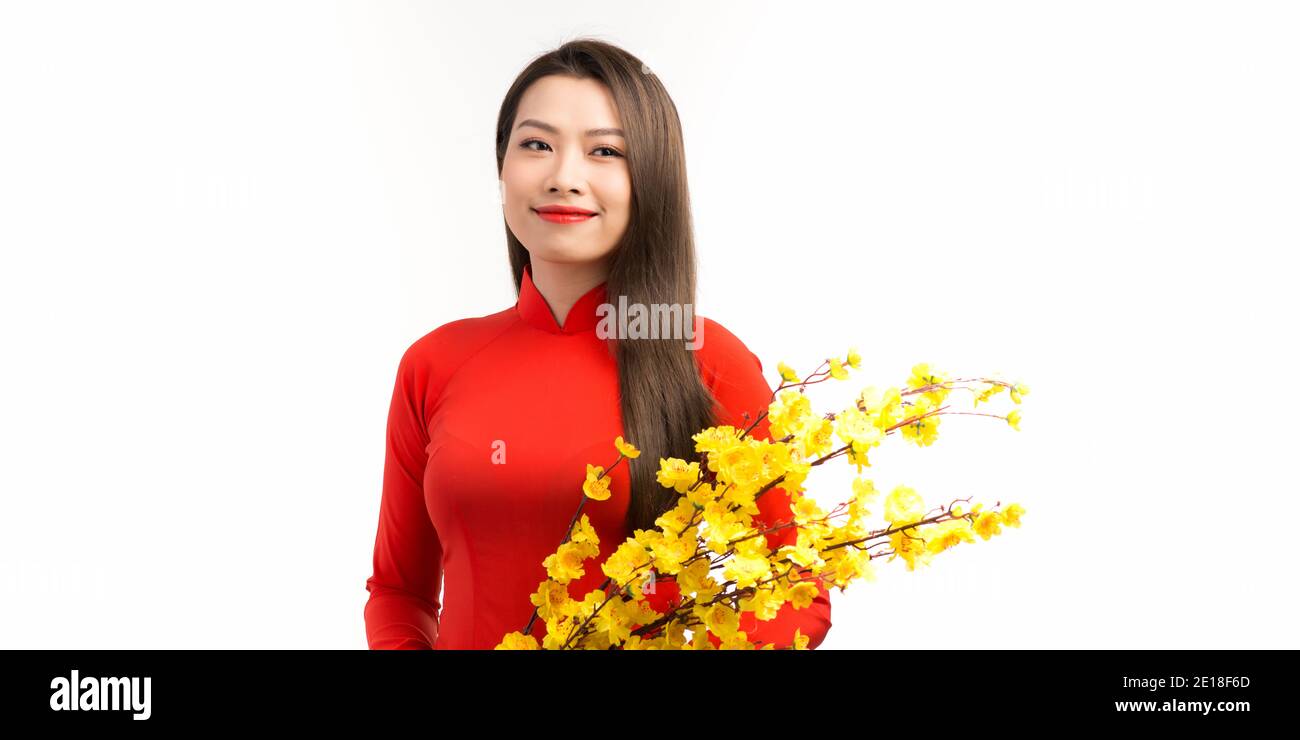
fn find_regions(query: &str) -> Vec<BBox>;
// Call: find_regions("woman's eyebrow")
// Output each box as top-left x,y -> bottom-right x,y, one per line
516,118 -> 625,138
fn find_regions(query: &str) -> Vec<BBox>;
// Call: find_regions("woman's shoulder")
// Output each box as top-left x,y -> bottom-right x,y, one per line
393,306 -> 518,383
692,314 -> 767,385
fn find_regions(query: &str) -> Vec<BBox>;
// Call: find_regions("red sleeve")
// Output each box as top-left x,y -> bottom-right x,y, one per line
697,319 -> 833,650
364,343 -> 444,649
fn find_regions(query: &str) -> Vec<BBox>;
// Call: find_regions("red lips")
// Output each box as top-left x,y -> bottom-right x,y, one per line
533,205 -> 597,215
534,205 -> 598,224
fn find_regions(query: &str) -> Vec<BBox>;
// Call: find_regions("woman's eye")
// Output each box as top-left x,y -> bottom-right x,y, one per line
519,139 -> 623,158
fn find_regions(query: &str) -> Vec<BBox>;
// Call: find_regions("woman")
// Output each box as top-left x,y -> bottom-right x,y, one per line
364,38 -> 832,649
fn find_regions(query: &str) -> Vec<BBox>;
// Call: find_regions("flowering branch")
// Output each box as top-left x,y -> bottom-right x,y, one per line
497,355 -> 1030,650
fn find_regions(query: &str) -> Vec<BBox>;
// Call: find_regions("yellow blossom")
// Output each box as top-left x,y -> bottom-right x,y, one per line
973,382 -> 1004,407
542,616 -> 575,649
720,485 -> 760,519
797,417 -> 835,459
583,463 -> 611,500
768,389 -> 814,441
684,481 -> 720,509
718,632 -> 756,650
792,628 -> 811,650
777,361 -> 800,384
858,385 -> 905,430
846,347 -> 861,369
852,477 -> 878,502
602,539 -> 654,586
693,425 -> 741,455
702,502 -> 750,553
785,580 -> 823,610
594,596 -> 639,645
543,541 -> 591,583
849,477 -> 878,521
739,587 -> 786,622
723,551 -> 771,590
1010,382 -> 1030,404
890,529 -> 935,571
656,457 -> 700,493
1002,503 -> 1025,527
777,458 -> 812,495
623,634 -> 665,650
836,406 -> 884,453
653,498 -> 697,534
697,602 -> 741,640
529,579 -> 572,621
570,513 -> 600,548
755,440 -> 794,481
614,435 -> 641,458
714,441 -> 765,489
826,546 -> 875,588
649,528 -> 698,574
907,362 -> 948,390
676,558 -> 720,601
973,510 -> 1004,540
495,631 -> 540,649
790,492 -> 826,525
845,444 -> 871,474
829,357 -> 849,380
1006,408 -> 1022,431
884,484 -> 925,526
900,398 -> 941,447
777,539 -> 824,570
908,363 -> 953,407
926,519 -> 977,554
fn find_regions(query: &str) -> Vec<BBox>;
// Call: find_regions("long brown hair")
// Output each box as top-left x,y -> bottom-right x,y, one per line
495,38 -> 719,535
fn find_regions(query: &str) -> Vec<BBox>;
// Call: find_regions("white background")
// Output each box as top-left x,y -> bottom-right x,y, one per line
1,0 -> 1296,649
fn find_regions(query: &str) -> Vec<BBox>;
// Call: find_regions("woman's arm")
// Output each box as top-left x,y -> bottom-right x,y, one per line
364,345 -> 444,649
695,318 -> 833,649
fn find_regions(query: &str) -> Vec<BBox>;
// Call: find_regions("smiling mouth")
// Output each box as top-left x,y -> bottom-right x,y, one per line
533,209 -> 598,223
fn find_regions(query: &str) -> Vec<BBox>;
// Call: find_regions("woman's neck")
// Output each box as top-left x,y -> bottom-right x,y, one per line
528,258 -> 610,329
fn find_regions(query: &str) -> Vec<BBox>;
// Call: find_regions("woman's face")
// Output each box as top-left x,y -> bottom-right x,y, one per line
501,75 -> 631,267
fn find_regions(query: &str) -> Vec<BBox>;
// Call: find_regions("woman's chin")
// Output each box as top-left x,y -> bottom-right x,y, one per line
526,244 -> 617,264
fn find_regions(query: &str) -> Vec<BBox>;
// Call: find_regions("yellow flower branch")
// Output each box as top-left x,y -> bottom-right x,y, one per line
497,355 -> 1030,650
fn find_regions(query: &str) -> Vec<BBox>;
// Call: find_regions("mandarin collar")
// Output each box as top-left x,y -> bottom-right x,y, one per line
515,263 -> 609,335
